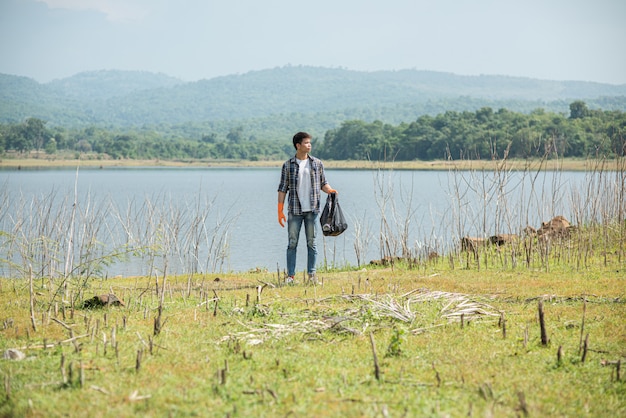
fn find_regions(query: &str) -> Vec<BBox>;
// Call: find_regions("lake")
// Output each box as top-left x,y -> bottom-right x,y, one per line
0,166 -> 591,277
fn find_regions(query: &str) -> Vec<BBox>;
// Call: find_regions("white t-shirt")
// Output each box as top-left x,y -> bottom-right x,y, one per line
296,157 -> 312,212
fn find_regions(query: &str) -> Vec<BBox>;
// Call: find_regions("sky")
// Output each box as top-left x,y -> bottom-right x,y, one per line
0,0 -> 625,85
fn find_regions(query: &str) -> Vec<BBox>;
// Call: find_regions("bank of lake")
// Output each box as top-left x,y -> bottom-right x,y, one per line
0,156 -> 603,171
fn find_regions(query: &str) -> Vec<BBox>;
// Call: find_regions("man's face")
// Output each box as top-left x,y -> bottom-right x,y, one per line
297,138 -> 312,153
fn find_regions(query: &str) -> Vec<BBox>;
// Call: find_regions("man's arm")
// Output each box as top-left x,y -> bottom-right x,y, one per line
277,191 -> 287,227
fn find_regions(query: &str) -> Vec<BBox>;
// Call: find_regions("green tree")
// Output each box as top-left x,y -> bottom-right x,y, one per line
44,138 -> 57,154
109,135 -> 135,159
6,124 -> 29,153
23,118 -> 49,151
201,133 -> 218,143
570,100 -> 590,119
226,127 -> 245,144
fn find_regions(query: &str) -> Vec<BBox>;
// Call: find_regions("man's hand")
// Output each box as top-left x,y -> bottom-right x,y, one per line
278,202 -> 286,227
328,188 -> 337,194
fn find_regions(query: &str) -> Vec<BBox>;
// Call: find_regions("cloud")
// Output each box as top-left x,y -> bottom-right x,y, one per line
35,0 -> 151,22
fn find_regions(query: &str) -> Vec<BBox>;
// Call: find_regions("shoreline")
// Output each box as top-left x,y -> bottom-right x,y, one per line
0,156 -> 614,171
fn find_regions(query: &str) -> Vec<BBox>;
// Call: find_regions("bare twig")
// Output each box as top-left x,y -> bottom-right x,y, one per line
369,332 -> 381,381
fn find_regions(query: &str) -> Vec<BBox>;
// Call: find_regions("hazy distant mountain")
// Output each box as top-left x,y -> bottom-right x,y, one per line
46,70 -> 184,100
1,66 -> 625,130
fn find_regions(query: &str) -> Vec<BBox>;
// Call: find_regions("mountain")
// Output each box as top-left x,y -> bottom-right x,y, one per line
1,66 -> 625,137
46,70 -> 183,101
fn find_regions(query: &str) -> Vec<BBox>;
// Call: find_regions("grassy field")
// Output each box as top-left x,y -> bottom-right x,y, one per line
1,256 -> 624,417
2,155 -> 624,416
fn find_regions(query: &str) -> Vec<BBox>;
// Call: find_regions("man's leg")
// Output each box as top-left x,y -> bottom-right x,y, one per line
287,213 -> 303,278
303,211 -> 318,277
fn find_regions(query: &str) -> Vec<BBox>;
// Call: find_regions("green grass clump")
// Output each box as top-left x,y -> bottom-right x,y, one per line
0,258 -> 624,417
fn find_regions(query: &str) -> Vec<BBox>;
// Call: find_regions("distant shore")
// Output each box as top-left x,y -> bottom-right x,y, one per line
0,156 -> 612,171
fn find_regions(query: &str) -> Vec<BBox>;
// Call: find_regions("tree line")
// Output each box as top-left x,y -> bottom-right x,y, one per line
1,101 -> 624,161
318,101 -> 626,161
0,121 -> 290,161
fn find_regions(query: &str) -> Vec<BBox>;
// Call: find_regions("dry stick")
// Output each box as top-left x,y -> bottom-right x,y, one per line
70,329 -> 80,353
517,391 -> 529,417
617,360 -> 621,382
578,298 -> 587,355
581,333 -> 589,363
155,284 -> 170,336
60,353 -> 67,385
220,359 -> 228,385
538,299 -> 548,346
19,333 -> 88,350
29,266 -> 37,332
135,332 -> 148,350
153,306 -> 162,337
136,349 -> 143,373
160,261 -> 168,308
52,317 -> 71,331
4,374 -> 10,401
111,326 -> 116,349
368,332 -> 381,381
523,324 -> 529,348
557,345 -> 563,365
79,360 -> 84,388
213,290 -> 219,317
63,167 -> 79,279
432,362 -> 441,387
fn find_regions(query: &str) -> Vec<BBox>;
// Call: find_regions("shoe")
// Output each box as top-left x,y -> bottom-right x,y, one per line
286,276 -> 295,285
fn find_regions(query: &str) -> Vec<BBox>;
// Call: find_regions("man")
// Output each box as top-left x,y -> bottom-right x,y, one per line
277,132 -> 337,284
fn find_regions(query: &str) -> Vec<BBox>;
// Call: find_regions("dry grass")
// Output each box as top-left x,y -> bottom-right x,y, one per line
0,156 -> 598,171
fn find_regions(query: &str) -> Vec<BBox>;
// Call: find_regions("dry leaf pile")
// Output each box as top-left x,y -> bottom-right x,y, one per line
221,289 -> 501,345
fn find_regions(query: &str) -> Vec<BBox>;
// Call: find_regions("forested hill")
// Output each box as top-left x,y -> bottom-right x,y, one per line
1,66 -> 625,135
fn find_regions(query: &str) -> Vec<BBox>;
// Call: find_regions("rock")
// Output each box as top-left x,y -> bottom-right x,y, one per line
3,349 -> 26,361
82,293 -> 125,309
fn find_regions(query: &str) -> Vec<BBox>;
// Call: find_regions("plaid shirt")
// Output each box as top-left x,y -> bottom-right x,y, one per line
278,155 -> 328,215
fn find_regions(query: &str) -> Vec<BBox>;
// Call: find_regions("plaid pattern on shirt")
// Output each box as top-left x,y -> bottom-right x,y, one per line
278,155 -> 328,215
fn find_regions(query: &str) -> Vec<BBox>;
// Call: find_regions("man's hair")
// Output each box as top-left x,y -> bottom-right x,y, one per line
292,132 -> 311,149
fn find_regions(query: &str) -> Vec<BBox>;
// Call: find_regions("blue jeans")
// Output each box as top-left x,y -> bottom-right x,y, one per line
286,211 -> 318,277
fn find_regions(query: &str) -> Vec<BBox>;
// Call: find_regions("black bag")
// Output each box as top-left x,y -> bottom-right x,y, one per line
320,192 -> 348,236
